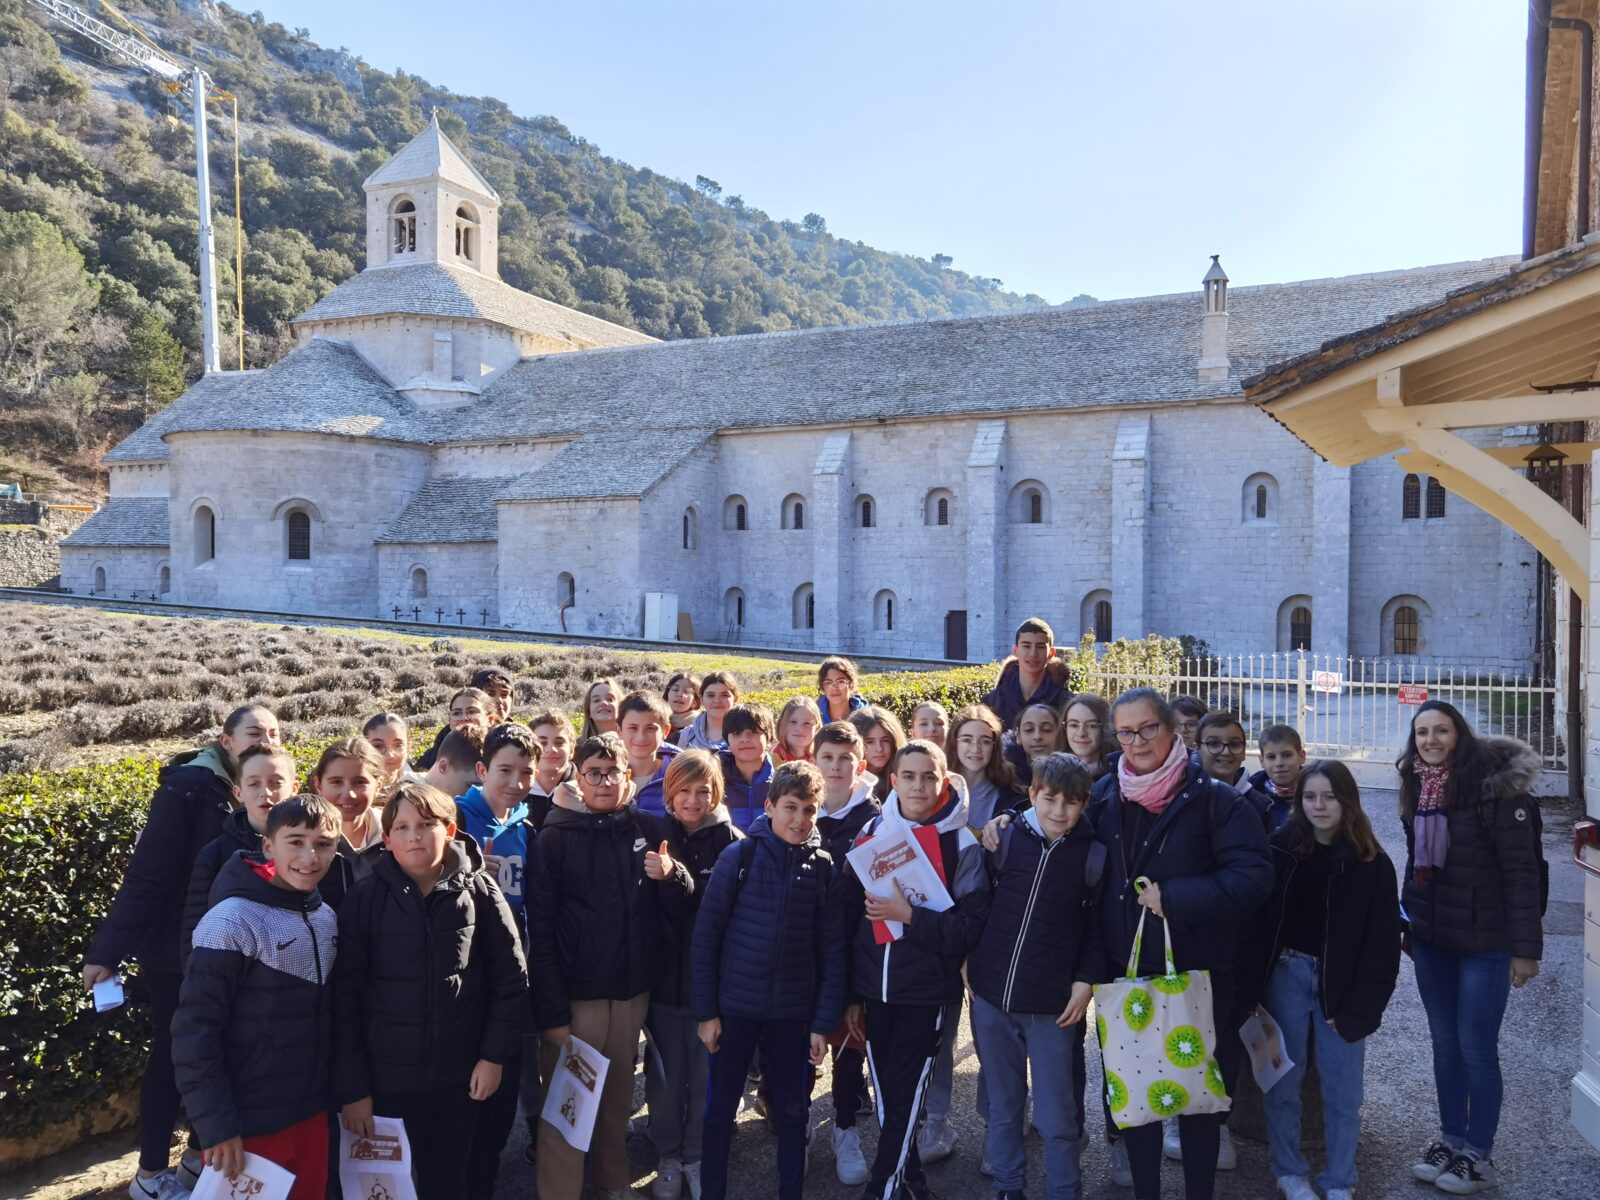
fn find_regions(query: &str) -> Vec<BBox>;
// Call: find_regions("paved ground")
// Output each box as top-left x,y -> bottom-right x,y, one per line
18,790 -> 1595,1199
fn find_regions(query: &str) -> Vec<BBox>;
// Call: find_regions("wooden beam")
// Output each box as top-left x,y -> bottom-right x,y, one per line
1376,367 -> 1404,408
1396,427 -> 1590,600
1367,391 -> 1600,433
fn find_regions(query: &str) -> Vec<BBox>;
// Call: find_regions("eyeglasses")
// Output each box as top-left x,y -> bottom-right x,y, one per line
1200,738 -> 1246,754
1114,722 -> 1166,745
581,768 -> 624,785
956,734 -> 995,750
1064,721 -> 1102,733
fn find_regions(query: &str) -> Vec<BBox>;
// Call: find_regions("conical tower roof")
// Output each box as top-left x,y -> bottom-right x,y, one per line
364,112 -> 497,199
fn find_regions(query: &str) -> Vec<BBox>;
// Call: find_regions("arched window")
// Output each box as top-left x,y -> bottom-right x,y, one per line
857,495 -> 875,528
724,495 -> 748,531
390,197 -> 416,256
1382,594 -> 1430,656
924,488 -> 955,527
724,587 -> 745,628
411,567 -> 428,599
1243,472 -> 1279,524
1402,473 -> 1421,520
874,589 -> 896,632
454,202 -> 479,263
1426,477 -> 1446,519
682,507 -> 698,551
286,510 -> 312,561
793,583 -> 815,630
781,493 -> 806,531
1081,589 -> 1113,642
193,504 -> 215,565
158,565 -> 170,595
1276,595 -> 1313,652
557,572 -> 575,609
1008,479 -> 1050,524
93,565 -> 106,594
1394,606 -> 1419,654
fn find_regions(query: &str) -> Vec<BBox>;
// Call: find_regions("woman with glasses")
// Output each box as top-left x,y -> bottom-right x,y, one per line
526,732 -> 684,1200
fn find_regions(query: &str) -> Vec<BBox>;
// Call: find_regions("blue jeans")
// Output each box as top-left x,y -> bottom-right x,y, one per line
1411,938 -> 1512,1158
971,994 -> 1082,1200
1262,950 -> 1367,1191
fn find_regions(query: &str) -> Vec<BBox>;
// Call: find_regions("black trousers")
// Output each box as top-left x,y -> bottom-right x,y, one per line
864,1001 -> 944,1200
139,969 -> 191,1172
465,1047 -> 520,1199
373,1086 -> 479,1200
831,1044 -> 867,1130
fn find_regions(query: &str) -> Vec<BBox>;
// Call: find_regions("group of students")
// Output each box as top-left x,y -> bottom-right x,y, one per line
81,621 -> 1545,1200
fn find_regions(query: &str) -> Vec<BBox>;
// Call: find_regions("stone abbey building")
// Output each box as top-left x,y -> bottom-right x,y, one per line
63,118 -> 1536,666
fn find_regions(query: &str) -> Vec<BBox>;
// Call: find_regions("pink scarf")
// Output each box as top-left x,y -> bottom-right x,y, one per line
1118,736 -> 1190,814
1412,761 -> 1451,882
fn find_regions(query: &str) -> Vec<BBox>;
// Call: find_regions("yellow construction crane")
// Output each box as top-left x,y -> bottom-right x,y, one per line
25,0 -> 247,372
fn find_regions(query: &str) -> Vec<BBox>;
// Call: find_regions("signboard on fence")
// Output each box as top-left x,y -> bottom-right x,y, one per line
1312,671 -> 1342,695
1397,685 -> 1429,706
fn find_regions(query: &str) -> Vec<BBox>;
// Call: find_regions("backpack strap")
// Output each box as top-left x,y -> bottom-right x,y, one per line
730,835 -> 759,901
994,823 -> 1015,874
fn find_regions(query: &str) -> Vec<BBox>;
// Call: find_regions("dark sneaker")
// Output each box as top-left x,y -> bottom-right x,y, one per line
1435,1154 -> 1497,1195
1414,1141 -> 1455,1183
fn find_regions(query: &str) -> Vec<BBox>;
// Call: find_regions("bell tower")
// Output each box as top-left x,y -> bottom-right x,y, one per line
362,113 -> 500,278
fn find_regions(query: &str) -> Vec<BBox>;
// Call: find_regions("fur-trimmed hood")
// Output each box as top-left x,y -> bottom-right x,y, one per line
1476,734 -> 1542,801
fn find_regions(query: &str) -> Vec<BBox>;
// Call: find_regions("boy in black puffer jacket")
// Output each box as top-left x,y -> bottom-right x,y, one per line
969,753 -> 1107,1200
180,746 -> 298,970
693,761 -> 846,1200
333,781 -> 527,1200
172,795 -> 341,1200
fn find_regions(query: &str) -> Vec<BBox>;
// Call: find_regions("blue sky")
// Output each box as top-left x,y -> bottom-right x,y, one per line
253,0 -> 1526,303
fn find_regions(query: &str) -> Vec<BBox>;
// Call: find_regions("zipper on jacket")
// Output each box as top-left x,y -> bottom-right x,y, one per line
1002,836 -> 1056,1011
1265,854 -> 1297,1001
1318,858 -> 1344,1021
768,841 -> 793,1013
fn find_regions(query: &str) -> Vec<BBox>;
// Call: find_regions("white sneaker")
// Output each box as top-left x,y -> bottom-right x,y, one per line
129,1173 -> 191,1200
175,1153 -> 203,1192
1435,1153 -> 1497,1195
1217,1126 -> 1237,1170
1326,1189 -> 1354,1200
833,1126 -> 869,1186
1277,1177 -> 1317,1200
651,1157 -> 683,1200
1162,1116 -> 1182,1160
682,1162 -> 702,1200
916,1116 -> 958,1163
1414,1141 -> 1456,1183
1108,1139 -> 1133,1188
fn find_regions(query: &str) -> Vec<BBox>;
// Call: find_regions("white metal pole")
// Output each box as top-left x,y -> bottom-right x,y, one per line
191,66 -> 220,374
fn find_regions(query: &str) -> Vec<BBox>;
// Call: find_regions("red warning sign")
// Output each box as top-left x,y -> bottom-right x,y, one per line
1397,685 -> 1429,706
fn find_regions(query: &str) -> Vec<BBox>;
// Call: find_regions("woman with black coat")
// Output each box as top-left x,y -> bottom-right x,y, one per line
1399,702 -> 1543,1196
1251,760 -> 1400,1200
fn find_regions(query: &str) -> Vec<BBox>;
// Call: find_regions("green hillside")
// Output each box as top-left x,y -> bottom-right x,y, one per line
0,0 -> 1046,498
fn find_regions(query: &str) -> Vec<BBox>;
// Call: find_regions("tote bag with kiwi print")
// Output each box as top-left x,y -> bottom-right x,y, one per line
1093,888 -> 1230,1130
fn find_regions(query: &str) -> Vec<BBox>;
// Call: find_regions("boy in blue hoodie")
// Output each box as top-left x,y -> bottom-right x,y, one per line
693,761 -> 846,1200
172,795 -> 341,1200
453,721 -> 537,1199
1251,724 -> 1307,830
719,703 -> 776,830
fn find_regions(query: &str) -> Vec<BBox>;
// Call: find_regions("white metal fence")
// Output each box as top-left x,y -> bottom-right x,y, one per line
1082,653 -> 1565,770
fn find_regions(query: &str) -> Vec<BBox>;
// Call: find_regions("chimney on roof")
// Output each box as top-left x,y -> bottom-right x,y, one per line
1198,255 -> 1230,382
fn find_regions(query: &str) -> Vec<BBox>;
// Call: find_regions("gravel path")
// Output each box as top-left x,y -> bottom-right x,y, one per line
18,789 -> 1594,1200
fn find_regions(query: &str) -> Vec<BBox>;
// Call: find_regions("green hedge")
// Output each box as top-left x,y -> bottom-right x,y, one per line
0,662 -> 1000,1141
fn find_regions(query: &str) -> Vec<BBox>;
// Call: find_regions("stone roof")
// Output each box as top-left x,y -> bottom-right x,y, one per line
447,256 -> 1517,442
377,474 -> 517,543
60,498 -> 169,548
294,262 -> 656,349
498,429 -> 713,501
107,340 -> 429,463
363,114 -> 498,199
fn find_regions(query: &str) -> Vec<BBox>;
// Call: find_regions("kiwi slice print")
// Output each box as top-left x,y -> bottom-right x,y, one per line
1165,1025 -> 1206,1069
1123,987 -> 1155,1033
1097,1012 -> 1108,1048
1147,1079 -> 1190,1115
1151,971 -> 1191,994
1205,1057 -> 1228,1098
1105,1070 -> 1128,1113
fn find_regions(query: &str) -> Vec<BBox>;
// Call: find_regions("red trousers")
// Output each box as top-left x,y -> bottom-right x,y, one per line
242,1112 -> 328,1200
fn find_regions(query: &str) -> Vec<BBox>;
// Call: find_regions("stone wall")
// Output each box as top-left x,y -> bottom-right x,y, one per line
0,526 -> 61,587
376,542 -> 498,626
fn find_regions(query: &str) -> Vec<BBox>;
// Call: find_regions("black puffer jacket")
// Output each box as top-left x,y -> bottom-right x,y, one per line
172,852 -> 337,1146
525,800 -> 676,1030
1091,753 -> 1274,979
332,840 -> 527,1101
180,807 -> 262,971
88,746 -> 236,975
1248,827 -> 1403,1042
968,814 -> 1107,1014
654,808 -> 742,1008
982,655 -> 1071,731
1401,735 -> 1544,960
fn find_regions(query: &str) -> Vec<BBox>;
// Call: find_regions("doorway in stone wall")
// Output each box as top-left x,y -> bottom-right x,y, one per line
945,610 -> 967,661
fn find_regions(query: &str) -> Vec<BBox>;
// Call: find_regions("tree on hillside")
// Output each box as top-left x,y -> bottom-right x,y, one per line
0,210 -> 98,394
123,310 -> 187,408
802,212 -> 827,234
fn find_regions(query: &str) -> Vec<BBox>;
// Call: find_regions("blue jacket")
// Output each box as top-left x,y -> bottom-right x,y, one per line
1090,753 -> 1273,980
690,815 -> 846,1034
719,752 -> 773,831
173,852 -> 337,1146
817,694 -> 868,724
633,742 -> 681,816
982,657 -> 1069,731
1247,770 -> 1296,830
455,786 -> 532,916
